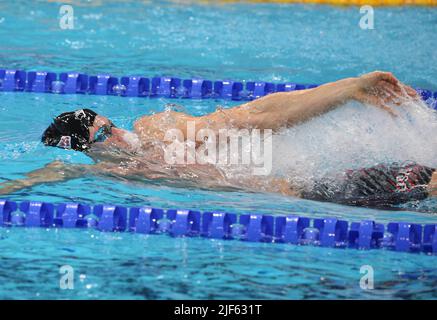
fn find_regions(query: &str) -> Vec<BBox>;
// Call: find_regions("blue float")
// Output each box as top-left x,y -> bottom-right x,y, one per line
314,217 -> 348,248
202,212 -> 237,239
348,220 -> 384,249
239,214 -> 274,242
19,201 -> 54,227
88,74 -> 119,95
276,83 -> 298,92
26,71 -> 56,93
301,227 -> 320,245
151,77 -> 181,97
129,207 -> 163,234
0,69 -> 26,91
182,79 -> 212,99
423,224 -> 437,254
278,82 -> 311,91
167,209 -> 201,237
94,205 -> 127,232
274,215 -> 310,244
246,82 -> 275,100
387,222 -> 422,252
213,80 -> 243,100
305,84 -> 319,89
120,76 -> 150,97
0,200 -> 17,226
59,72 -> 88,94
55,203 -> 91,228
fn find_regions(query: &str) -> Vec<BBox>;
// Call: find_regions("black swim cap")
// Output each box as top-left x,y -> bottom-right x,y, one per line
41,109 -> 98,151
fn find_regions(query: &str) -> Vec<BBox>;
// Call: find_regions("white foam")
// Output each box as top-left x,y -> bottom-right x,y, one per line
271,100 -> 437,187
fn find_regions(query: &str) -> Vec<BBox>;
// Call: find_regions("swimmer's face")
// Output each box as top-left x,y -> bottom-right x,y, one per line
88,115 -> 132,150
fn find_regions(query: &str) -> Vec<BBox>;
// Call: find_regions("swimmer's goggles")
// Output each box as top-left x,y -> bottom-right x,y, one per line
93,123 -> 116,143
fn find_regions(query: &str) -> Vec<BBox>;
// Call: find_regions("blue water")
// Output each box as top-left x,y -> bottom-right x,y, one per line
0,1 -> 436,299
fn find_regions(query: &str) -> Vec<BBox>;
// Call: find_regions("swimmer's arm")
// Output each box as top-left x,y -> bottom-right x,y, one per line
0,161 -> 128,195
203,71 -> 418,131
0,161 -> 88,195
428,172 -> 437,197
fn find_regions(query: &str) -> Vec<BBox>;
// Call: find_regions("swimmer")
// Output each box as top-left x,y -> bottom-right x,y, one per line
1,71 -> 436,209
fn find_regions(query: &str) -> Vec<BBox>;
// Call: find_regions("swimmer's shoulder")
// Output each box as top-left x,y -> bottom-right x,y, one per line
135,111 -> 195,130
134,111 -> 195,141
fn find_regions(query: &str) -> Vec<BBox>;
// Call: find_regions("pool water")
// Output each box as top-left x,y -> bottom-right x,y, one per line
0,0 -> 436,299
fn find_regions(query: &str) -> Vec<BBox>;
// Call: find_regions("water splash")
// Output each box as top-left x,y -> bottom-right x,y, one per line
271,100 -> 437,189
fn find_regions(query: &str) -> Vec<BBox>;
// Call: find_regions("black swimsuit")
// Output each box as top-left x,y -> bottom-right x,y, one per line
302,163 -> 435,209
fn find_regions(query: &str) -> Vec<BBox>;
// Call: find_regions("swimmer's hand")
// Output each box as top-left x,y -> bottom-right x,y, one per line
0,161 -> 85,195
0,160 -> 139,195
0,181 -> 25,195
352,71 -> 419,116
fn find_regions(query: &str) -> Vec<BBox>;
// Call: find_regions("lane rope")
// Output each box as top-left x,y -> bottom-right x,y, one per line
1,200 -> 436,254
0,69 -> 436,108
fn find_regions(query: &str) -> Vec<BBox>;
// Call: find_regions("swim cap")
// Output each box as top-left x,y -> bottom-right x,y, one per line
41,109 -> 98,151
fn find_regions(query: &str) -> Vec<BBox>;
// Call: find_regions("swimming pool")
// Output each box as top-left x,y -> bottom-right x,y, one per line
0,0 -> 436,300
